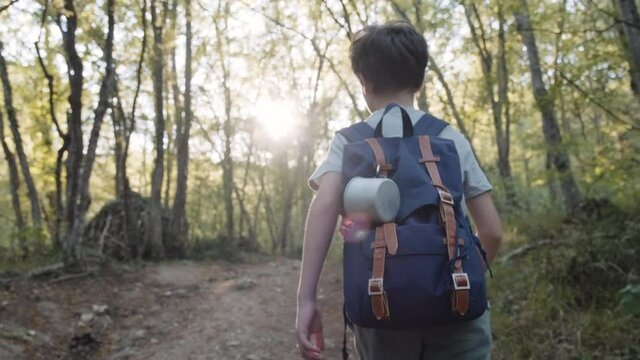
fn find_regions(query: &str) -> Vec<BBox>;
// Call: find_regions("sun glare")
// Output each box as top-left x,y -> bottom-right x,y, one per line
254,99 -> 298,141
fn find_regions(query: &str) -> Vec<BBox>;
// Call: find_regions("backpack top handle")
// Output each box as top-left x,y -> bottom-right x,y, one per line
373,103 -> 414,138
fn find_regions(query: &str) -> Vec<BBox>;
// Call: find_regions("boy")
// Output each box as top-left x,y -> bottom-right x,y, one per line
296,21 -> 502,360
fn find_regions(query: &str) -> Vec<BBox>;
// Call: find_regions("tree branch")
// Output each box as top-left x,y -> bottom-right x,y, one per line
559,71 -> 640,130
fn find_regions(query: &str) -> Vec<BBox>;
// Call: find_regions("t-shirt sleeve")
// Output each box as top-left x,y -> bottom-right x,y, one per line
308,133 -> 347,191
458,136 -> 493,199
439,125 -> 493,199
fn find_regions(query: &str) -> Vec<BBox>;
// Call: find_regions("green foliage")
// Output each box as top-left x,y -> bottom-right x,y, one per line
620,284 -> 640,316
492,200 -> 640,359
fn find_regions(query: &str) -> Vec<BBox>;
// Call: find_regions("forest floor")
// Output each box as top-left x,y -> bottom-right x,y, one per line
0,257 -> 352,359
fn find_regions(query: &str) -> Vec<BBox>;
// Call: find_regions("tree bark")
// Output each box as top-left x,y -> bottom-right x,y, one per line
147,0 -> 167,258
57,0 -> 85,268
170,0 -> 192,256
515,0 -> 582,210
617,0 -> 640,101
0,41 -> 42,229
214,2 -> 235,243
463,2 -> 517,207
64,0 -> 116,270
0,109 -> 26,257
496,3 -> 517,207
35,40 -> 67,251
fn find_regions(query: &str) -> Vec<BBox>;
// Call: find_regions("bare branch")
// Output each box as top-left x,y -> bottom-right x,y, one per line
559,71 -> 640,130
35,43 -> 64,139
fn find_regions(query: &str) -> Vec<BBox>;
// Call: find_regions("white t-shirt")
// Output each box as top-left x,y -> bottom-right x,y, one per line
308,105 -> 492,214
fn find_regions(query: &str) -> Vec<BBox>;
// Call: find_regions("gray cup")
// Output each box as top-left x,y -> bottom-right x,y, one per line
343,177 -> 401,223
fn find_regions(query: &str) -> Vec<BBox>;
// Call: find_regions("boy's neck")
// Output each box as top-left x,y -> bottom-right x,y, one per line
367,90 -> 415,113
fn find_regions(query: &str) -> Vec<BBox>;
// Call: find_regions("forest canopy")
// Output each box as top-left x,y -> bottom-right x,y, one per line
0,0 -> 638,266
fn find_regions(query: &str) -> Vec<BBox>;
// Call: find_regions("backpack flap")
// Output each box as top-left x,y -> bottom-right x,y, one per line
342,136 -> 464,225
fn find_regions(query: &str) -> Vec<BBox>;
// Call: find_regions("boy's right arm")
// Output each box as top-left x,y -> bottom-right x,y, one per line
466,192 -> 502,264
296,171 -> 342,360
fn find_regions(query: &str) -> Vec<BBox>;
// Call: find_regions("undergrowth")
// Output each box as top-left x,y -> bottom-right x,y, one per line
491,199 -> 639,359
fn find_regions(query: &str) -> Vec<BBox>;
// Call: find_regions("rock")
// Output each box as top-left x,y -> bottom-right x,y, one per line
233,277 -> 256,290
80,313 -> 95,323
92,304 -> 109,315
26,330 -> 36,337
134,329 -> 146,339
226,340 -> 240,347
0,300 -> 8,308
246,354 -> 261,360
150,338 -> 159,344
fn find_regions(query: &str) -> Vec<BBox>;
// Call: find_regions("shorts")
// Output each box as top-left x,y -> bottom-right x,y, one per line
352,309 -> 492,360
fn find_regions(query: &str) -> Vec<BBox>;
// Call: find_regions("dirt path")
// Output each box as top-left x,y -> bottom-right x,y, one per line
0,258 -> 353,359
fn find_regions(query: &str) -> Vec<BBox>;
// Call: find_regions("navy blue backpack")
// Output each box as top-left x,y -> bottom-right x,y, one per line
339,104 -> 489,330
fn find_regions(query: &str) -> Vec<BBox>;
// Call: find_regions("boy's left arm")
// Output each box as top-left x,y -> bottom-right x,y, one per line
296,171 -> 342,360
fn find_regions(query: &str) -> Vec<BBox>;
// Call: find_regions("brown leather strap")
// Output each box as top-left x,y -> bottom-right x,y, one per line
370,226 -> 390,320
365,138 -> 392,177
383,223 -> 398,255
364,138 -> 396,320
418,135 -> 469,316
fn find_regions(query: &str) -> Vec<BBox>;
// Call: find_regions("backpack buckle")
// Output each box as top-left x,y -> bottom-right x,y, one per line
368,278 -> 384,295
438,189 -> 454,205
452,273 -> 470,290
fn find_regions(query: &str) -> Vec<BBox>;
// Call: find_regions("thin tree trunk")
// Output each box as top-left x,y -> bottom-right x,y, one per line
35,39 -> 67,251
428,56 -> 483,167
0,41 -> 42,229
148,0 -> 167,258
515,0 -> 582,210
65,0 -> 116,270
57,0 -> 85,269
617,0 -> 640,101
163,78 -> 173,209
214,2 -> 235,243
463,2 -> 517,207
0,109 -> 27,257
496,3 -> 517,207
411,0 -> 429,112
170,0 -> 192,256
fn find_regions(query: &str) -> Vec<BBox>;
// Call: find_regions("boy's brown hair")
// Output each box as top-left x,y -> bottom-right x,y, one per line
350,21 -> 428,95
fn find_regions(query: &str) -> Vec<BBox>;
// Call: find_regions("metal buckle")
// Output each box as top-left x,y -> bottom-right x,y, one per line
368,278 -> 384,295
438,189 -> 454,205
452,273 -> 470,290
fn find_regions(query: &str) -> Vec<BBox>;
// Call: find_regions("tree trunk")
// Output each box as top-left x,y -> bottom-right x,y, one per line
163,79 -> 173,210
58,0 -> 85,269
0,41 -> 42,229
214,2 -> 235,243
496,3 -> 518,207
428,56 -> 482,165
170,0 -> 192,256
515,0 -> 582,210
0,109 -> 27,257
147,0 -> 166,258
64,0 -> 116,270
35,41 -> 67,251
463,2 -> 517,207
617,0 -> 640,100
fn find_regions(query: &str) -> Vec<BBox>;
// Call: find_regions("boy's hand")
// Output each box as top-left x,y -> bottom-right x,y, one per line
296,300 -> 325,360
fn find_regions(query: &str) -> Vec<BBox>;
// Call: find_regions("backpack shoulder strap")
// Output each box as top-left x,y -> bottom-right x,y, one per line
336,122 -> 374,143
413,113 -> 449,137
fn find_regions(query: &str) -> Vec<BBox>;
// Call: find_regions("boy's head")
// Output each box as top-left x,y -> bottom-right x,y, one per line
350,21 -> 428,98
